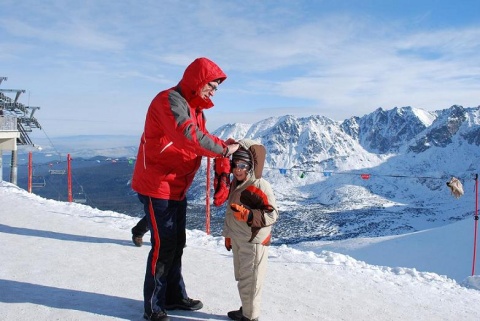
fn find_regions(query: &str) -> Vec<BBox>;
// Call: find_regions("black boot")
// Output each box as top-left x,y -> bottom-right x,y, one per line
165,297 -> 203,311
131,229 -> 144,247
143,310 -> 170,321
131,216 -> 148,247
227,307 -> 243,320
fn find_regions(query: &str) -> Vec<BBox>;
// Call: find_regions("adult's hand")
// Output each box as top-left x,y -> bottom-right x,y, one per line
225,138 -> 237,145
224,143 -> 240,157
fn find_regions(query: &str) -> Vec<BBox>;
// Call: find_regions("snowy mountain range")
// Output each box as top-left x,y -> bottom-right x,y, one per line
16,104 -> 480,245
192,104 -> 480,243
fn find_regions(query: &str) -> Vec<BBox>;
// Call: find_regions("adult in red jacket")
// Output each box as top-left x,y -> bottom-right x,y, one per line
131,57 -> 238,321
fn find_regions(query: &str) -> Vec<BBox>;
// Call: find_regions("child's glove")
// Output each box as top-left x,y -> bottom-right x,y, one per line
230,203 -> 252,222
225,237 -> 232,251
213,157 -> 231,206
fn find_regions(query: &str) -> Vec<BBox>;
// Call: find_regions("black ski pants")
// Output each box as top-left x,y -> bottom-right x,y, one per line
138,193 -> 188,315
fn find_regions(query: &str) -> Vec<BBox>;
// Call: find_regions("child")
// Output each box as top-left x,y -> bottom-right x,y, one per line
222,139 -> 279,321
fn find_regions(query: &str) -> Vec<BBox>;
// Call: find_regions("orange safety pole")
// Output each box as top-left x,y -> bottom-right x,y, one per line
67,154 -> 73,202
28,152 -> 32,193
472,174 -> 479,276
205,157 -> 211,235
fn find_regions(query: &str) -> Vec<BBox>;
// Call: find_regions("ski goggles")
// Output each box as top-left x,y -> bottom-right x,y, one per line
231,162 -> 250,170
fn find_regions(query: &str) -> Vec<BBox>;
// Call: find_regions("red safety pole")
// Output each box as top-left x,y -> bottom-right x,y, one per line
67,154 -> 73,202
205,157 -> 211,235
472,174 -> 479,276
27,152 -> 32,193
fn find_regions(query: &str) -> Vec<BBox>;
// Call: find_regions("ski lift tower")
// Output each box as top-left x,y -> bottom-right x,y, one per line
0,77 -> 43,184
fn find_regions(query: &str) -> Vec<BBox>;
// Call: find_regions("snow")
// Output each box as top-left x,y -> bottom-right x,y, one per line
410,107 -> 436,127
1,181 -> 480,321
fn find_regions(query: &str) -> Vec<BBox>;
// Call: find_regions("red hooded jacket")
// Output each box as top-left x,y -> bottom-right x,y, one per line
131,58 -> 227,200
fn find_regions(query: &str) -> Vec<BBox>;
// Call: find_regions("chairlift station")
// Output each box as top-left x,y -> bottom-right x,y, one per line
0,77 -> 42,184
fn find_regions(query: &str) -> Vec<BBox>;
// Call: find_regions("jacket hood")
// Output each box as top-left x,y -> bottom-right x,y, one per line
177,57 -> 227,111
237,139 -> 266,179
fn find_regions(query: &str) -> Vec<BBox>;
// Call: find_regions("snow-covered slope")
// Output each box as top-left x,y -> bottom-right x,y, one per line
1,181 -> 480,321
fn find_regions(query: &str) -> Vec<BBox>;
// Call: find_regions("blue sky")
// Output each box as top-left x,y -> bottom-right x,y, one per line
1,0 -> 479,138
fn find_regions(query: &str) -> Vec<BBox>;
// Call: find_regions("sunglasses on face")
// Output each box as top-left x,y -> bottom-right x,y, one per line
231,162 -> 250,170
